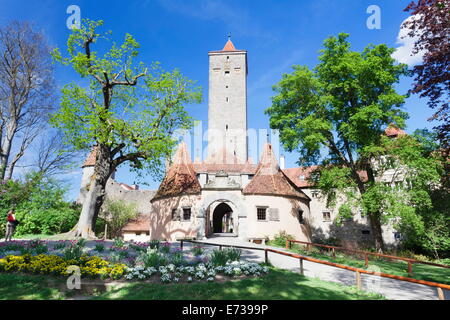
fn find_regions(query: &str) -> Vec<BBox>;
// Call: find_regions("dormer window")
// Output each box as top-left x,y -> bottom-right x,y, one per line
299,175 -> 305,181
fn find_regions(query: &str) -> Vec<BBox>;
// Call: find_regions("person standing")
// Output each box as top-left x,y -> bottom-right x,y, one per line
5,210 -> 17,241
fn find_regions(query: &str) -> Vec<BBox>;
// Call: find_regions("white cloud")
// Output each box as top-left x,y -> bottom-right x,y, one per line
392,15 -> 426,66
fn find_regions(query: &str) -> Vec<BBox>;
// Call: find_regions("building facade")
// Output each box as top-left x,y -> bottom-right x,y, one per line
79,39 -> 401,247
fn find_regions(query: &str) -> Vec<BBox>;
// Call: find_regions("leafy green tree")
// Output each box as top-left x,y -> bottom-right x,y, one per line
0,172 -> 80,238
266,33 -> 413,252
51,20 -> 202,238
99,199 -> 138,239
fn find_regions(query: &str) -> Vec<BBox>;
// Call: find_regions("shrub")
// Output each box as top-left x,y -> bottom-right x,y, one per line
100,200 -> 138,239
271,231 -> 295,247
149,239 -> 160,249
0,173 -> 80,238
160,242 -> 171,254
62,243 -> 84,261
191,246 -> 204,257
226,247 -> 242,262
209,249 -> 229,266
94,243 -> 105,252
137,248 -> 167,268
113,238 -> 125,248
0,254 -> 126,279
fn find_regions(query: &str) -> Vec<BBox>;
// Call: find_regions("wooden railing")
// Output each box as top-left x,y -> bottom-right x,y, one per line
178,239 -> 449,300
286,239 -> 450,277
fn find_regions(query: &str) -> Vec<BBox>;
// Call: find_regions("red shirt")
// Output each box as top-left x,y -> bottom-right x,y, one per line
7,214 -> 15,222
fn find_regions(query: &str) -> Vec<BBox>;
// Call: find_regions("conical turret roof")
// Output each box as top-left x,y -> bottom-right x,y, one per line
82,146 -> 98,168
243,143 -> 309,200
222,38 -> 237,51
153,142 -> 201,200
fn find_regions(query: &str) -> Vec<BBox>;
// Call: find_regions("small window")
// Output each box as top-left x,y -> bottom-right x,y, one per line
298,209 -> 304,224
311,190 -> 319,198
226,97 -> 229,102
362,230 -> 370,235
323,211 -> 331,222
136,232 -> 141,236
226,85 -> 229,88
299,175 -> 305,181
257,208 -> 267,221
248,174 -> 254,180
224,70 -> 230,75
182,208 -> 192,221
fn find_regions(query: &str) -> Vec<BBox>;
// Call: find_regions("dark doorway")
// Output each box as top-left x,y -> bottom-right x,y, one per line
212,203 -> 233,233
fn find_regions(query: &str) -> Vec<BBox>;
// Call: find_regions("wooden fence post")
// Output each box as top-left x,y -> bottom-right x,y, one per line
180,240 -> 183,251
332,248 -> 335,258
265,249 -> 269,264
285,240 -> 289,249
299,258 -> 304,275
365,253 -> 369,268
408,262 -> 413,277
437,288 -> 445,300
355,271 -> 362,291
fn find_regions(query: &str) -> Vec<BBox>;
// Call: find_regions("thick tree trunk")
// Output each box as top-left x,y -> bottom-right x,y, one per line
368,212 -> 385,253
70,145 -> 111,239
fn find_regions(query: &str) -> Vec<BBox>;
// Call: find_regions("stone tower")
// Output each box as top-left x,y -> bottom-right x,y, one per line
207,38 -> 248,163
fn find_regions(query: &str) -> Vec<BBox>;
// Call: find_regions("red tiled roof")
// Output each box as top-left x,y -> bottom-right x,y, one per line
82,146 -> 98,167
222,39 -> 237,51
153,142 -> 201,200
121,213 -> 150,232
243,143 -> 309,200
283,166 -> 368,188
385,124 -> 407,137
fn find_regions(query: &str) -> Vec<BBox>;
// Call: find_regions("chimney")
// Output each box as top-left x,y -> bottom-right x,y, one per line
279,155 -> 285,170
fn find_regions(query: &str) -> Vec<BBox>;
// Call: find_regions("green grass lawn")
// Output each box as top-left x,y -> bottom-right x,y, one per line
269,242 -> 450,285
0,268 -> 385,300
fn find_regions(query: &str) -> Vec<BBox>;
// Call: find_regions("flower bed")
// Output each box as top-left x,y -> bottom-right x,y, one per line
0,239 -> 269,283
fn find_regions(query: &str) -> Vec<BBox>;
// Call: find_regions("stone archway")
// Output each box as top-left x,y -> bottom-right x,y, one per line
212,202 -> 234,233
197,193 -> 247,240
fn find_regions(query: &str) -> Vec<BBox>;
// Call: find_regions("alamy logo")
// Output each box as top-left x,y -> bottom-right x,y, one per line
66,265 -> 81,290
66,5 -> 81,30
366,5 -> 381,30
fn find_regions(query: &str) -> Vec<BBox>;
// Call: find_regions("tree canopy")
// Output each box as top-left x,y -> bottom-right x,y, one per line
265,33 -> 444,252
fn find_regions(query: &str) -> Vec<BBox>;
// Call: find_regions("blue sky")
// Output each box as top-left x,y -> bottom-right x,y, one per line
0,0 -> 435,201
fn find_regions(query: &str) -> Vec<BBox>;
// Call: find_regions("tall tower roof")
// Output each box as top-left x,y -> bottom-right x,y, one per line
82,146 -> 98,168
153,142 -> 201,200
222,38 -> 237,51
243,143 -> 309,200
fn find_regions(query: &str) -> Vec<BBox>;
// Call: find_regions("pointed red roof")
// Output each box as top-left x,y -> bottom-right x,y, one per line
222,39 -> 237,51
82,146 -> 98,168
385,124 -> 407,137
153,142 -> 201,200
243,143 -> 309,200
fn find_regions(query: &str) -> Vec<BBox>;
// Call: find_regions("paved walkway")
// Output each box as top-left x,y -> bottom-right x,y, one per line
184,236 -> 449,301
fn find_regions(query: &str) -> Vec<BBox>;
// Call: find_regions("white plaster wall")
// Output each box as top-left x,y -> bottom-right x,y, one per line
243,195 -> 311,242
150,195 -> 202,241
123,232 -> 150,242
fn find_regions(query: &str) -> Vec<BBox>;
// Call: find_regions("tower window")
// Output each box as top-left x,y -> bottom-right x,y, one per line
257,208 -> 267,221
298,209 -> 304,224
182,208 -> 192,221
323,211 -> 331,222
226,125 -> 228,130
226,97 -> 229,102
224,70 -> 230,75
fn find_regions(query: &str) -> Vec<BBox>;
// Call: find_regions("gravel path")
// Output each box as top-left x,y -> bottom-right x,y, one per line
186,236 -> 449,301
